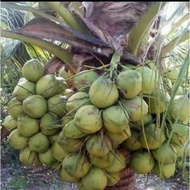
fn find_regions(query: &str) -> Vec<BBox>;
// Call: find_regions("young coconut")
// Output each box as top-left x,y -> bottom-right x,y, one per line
169,95 -> 190,122
122,129 -> 142,151
74,70 -> 99,92
102,105 -> 130,134
52,141 -> 69,162
17,115 -> 40,137
116,69 -> 142,99
47,94 -> 67,117
2,115 -> 17,132
106,172 -> 120,186
57,135 -> 83,153
86,132 -> 112,157
36,75 -> 61,98
129,150 -> 155,174
136,66 -> 156,94
139,123 -> 166,150
73,105 -> 103,134
62,153 -> 91,178
104,150 -> 126,173
23,95 -> 47,118
152,162 -> 176,179
22,59 -> 45,82
89,76 -> 119,108
40,112 -> 61,136
12,78 -> 36,101
8,129 -> 28,150
38,147 -> 56,166
121,96 -> 148,122
19,147 -> 39,165
81,166 -> 108,190
169,123 -> 189,145
7,98 -> 24,119
66,92 -> 91,113
60,168 -> 80,183
61,120 -> 87,139
152,142 -> 177,164
29,132 -> 50,153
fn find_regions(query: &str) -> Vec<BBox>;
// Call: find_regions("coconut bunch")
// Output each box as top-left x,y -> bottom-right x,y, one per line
55,56 -> 190,189
3,59 -> 70,167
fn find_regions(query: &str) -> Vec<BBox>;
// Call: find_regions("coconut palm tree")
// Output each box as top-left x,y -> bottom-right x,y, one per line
1,2 -> 189,189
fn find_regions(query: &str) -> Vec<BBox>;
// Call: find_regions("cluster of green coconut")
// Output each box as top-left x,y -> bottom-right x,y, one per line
57,61 -> 189,189
3,58 -> 190,189
3,59 -> 70,168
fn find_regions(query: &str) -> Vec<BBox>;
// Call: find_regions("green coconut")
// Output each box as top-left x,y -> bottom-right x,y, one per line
136,66 -> 156,94
66,92 -> 91,113
22,59 -> 45,82
152,162 -> 176,179
47,94 -> 67,117
86,133 -> 112,157
106,172 -> 120,186
57,135 -> 83,153
60,168 -> 80,183
61,120 -> 86,139
169,95 -> 190,122
122,129 -> 142,151
104,150 -> 126,173
52,141 -> 69,162
169,123 -> 189,145
121,96 -> 148,121
139,123 -> 166,150
77,181 -> 89,190
102,105 -> 130,134
19,147 -> 39,165
8,129 -> 28,150
51,161 -> 61,170
171,143 -> 185,157
74,70 -> 99,92
48,134 -> 59,144
17,115 -> 39,137
2,115 -> 17,131
116,69 -> 142,99
12,78 -> 36,101
38,147 -> 56,166
23,95 -> 47,118
29,132 -> 50,153
152,142 -> 177,164
82,167 -> 108,190
89,77 -> 119,108
62,153 -> 91,178
7,98 -> 24,119
107,128 -> 131,147
89,153 -> 113,168
135,114 -> 153,128
146,88 -> 170,114
164,67 -> 179,84
40,112 -> 60,136
130,151 -> 155,174
36,75 -> 60,98
73,105 -> 103,134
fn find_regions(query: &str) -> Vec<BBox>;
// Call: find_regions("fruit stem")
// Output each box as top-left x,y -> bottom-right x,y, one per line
109,52 -> 121,80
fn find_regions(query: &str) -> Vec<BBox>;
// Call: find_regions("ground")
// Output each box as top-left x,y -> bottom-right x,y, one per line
1,139 -> 189,190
